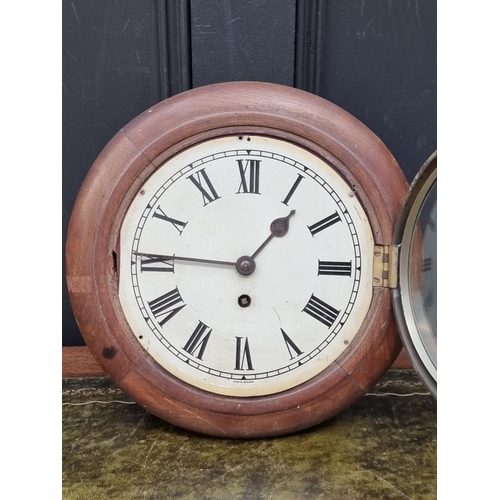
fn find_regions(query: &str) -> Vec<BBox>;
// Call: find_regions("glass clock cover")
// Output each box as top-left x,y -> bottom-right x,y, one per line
392,152 -> 437,398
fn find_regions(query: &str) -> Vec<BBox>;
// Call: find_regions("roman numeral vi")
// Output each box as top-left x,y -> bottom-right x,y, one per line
234,337 -> 254,370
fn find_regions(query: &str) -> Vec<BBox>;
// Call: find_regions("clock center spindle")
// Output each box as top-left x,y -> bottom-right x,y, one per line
236,256 -> 256,276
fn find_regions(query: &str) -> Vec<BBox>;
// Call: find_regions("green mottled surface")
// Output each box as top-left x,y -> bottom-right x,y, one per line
62,370 -> 436,499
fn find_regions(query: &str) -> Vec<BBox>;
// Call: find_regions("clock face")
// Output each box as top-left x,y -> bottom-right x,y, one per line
118,135 -> 374,397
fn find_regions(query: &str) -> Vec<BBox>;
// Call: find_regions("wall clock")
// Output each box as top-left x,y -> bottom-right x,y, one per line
66,81 -> 435,438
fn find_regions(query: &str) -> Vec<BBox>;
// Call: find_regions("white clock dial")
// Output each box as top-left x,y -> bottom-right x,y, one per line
118,135 -> 374,396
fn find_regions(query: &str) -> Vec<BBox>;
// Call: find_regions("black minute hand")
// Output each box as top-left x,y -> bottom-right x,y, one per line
133,251 -> 236,267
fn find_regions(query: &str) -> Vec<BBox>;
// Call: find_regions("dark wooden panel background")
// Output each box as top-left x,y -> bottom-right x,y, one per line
62,0 -> 436,347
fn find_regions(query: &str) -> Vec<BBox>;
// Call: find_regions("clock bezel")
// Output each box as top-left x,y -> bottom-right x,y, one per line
66,81 -> 409,438
391,151 -> 437,398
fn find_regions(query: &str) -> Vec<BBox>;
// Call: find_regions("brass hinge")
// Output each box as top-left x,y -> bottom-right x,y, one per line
373,245 -> 399,288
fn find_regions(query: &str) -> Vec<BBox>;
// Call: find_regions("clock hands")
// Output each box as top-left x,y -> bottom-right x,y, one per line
134,210 -> 296,276
250,210 -> 296,259
135,251 -> 255,276
134,252 -> 236,267
234,210 -> 296,276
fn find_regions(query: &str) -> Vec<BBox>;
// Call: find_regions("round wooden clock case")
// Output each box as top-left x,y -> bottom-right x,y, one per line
66,82 -> 409,438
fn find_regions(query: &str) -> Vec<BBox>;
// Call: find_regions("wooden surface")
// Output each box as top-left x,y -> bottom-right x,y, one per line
63,370 -> 436,499
62,346 -> 412,378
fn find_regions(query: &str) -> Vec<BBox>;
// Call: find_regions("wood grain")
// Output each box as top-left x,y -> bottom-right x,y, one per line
62,346 -> 412,378
62,346 -> 105,377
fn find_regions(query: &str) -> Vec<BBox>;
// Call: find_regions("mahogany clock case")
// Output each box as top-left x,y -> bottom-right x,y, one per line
66,82 -> 409,438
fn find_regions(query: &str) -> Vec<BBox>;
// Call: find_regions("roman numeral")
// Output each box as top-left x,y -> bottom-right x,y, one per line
140,256 -> 174,273
234,337 -> 253,370
281,329 -> 303,359
308,212 -> 341,236
183,321 -> 212,360
423,257 -> 432,272
303,294 -> 340,328
148,287 -> 186,327
424,290 -> 434,310
318,260 -> 352,276
281,174 -> 304,206
152,207 -> 187,234
187,169 -> 220,205
237,159 -> 261,194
